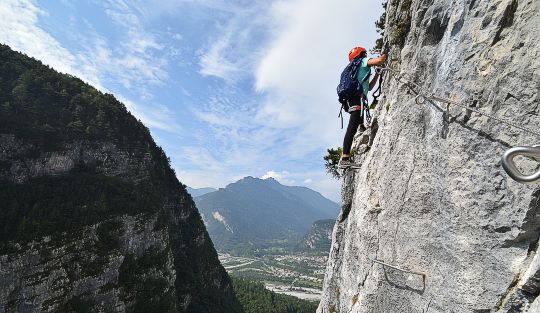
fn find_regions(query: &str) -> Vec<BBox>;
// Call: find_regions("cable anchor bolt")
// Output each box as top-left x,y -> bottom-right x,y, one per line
415,95 -> 426,105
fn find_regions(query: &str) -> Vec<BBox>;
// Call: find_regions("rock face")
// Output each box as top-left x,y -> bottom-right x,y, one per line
0,45 -> 242,313
318,0 -> 540,312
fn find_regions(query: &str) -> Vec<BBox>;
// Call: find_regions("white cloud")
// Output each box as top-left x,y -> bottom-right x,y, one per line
130,0 -> 240,18
98,0 -> 168,89
197,1 -> 271,81
177,146 -> 228,173
0,0 -> 178,134
0,0 -> 103,89
176,169 -> 248,190
261,170 -> 294,184
303,175 -> 340,203
255,0 -> 383,151
199,31 -> 242,81
193,0 -> 383,156
259,170 -> 340,202
0,0 -> 377,203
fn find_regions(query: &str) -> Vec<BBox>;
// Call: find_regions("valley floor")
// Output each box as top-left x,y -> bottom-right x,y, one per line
219,253 -> 326,302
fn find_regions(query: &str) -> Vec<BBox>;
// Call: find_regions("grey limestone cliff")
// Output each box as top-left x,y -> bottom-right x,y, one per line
318,0 -> 540,312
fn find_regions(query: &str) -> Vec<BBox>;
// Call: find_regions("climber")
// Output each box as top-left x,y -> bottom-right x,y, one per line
338,47 -> 386,168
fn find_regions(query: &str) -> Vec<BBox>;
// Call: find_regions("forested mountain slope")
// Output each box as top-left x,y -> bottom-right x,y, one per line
0,44 -> 242,313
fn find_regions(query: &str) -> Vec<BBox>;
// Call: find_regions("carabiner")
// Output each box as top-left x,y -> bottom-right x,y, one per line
501,145 -> 540,184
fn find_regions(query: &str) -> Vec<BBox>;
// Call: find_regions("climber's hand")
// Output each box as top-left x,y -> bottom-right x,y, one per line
368,54 -> 387,67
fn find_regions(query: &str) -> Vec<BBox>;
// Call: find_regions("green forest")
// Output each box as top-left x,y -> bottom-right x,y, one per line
0,172 -> 163,244
232,278 -> 318,313
0,44 -> 180,249
0,44 -> 158,152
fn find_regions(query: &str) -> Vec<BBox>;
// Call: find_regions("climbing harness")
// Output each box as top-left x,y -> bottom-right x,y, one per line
501,145 -> 540,184
362,94 -> 372,126
338,95 -> 371,129
372,259 -> 426,283
374,66 -> 540,183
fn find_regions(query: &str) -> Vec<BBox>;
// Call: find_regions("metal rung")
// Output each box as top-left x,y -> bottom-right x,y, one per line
372,259 -> 426,282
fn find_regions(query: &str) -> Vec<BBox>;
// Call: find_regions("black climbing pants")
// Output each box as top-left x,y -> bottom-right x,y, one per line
343,109 -> 363,155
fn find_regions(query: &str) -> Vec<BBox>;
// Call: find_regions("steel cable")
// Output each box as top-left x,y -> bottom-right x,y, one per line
376,67 -> 540,137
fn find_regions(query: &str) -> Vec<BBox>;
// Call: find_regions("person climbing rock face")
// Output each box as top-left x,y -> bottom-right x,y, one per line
338,47 -> 386,168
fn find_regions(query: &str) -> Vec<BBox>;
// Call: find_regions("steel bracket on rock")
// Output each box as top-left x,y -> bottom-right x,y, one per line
372,259 -> 426,283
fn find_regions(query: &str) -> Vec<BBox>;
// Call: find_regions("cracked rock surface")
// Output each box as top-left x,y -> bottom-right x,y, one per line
318,0 -> 540,312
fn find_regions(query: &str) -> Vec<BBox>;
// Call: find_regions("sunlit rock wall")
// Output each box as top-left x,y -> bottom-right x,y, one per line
318,0 -> 540,312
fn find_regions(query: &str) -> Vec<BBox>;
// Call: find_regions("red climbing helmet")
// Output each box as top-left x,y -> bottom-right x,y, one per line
348,46 -> 367,62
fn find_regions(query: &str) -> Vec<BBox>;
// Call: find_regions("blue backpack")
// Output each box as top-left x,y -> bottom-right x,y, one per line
336,57 -> 370,105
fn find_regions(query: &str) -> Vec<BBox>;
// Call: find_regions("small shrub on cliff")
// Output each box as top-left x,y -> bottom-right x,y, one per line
389,0 -> 413,47
324,147 -> 343,179
373,1 -> 387,52
323,147 -> 357,180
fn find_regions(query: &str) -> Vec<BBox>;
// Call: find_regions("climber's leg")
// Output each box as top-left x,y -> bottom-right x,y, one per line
343,110 -> 363,156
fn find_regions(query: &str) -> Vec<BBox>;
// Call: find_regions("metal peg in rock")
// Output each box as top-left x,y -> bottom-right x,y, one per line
501,145 -> 540,183
415,95 -> 426,106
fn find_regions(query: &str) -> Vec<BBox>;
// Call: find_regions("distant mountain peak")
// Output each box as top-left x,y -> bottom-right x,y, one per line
194,176 -> 339,255
263,177 -> 280,184
232,176 -> 283,187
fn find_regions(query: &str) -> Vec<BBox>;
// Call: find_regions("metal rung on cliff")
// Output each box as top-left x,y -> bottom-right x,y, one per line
372,259 -> 426,283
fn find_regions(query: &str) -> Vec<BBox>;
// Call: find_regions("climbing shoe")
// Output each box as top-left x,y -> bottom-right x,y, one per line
358,124 -> 367,133
338,158 -> 353,169
338,158 -> 361,169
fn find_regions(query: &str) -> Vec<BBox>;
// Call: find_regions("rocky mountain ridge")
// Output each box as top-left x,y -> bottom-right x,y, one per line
318,0 -> 540,312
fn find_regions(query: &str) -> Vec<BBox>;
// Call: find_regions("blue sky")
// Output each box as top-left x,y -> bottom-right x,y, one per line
0,0 -> 383,202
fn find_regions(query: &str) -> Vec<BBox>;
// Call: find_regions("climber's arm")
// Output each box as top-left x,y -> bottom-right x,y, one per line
367,54 -> 387,67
